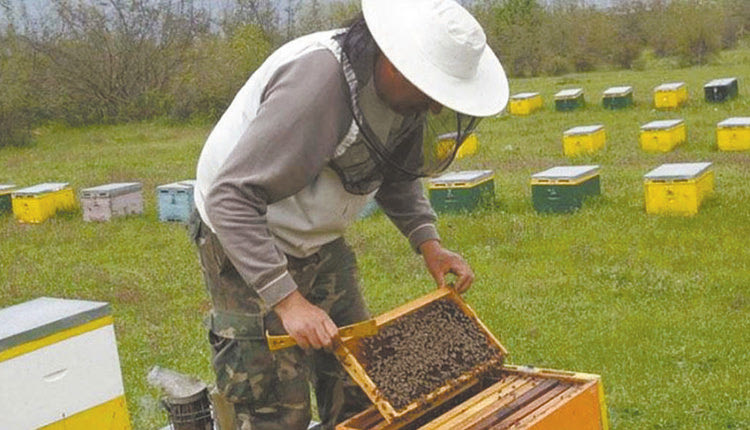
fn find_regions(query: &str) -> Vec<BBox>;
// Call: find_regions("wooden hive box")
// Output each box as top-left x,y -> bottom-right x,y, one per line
335,288 -> 609,430
717,117 -> 750,151
704,77 -> 738,103
157,180 -> 196,222
602,86 -> 633,110
653,82 -> 687,109
562,125 -> 606,157
0,184 -> 15,214
428,170 -> 494,213
0,298 -> 131,430
554,89 -> 585,112
531,165 -> 601,214
12,183 -> 76,224
639,119 -> 686,153
509,92 -> 543,116
436,132 -> 478,161
80,182 -> 143,222
644,162 -> 714,216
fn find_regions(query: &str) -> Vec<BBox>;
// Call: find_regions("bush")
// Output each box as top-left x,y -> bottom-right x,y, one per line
0,27 -> 34,147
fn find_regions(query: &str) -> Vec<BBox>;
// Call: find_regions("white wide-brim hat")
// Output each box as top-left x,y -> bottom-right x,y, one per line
362,0 -> 509,117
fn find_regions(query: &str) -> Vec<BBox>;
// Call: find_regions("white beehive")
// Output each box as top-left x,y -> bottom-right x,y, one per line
0,297 -> 132,430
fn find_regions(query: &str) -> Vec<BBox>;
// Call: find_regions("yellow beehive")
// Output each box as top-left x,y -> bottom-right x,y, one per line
335,288 -> 609,430
509,92 -> 543,116
717,117 -> 750,151
563,125 -> 606,157
12,183 -> 76,224
644,162 -> 714,216
654,82 -> 688,109
436,132 -> 478,160
640,119 -> 687,152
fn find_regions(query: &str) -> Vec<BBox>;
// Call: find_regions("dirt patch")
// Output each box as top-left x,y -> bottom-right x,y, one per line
354,298 -> 503,411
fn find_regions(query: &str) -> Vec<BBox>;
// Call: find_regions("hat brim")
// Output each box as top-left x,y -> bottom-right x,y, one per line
362,0 -> 509,117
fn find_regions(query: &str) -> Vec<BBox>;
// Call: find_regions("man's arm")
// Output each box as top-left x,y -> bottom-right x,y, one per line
375,179 -> 475,293
205,50 -> 351,349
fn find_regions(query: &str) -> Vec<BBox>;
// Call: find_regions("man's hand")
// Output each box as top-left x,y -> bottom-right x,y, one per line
419,239 -> 474,293
273,291 -> 339,350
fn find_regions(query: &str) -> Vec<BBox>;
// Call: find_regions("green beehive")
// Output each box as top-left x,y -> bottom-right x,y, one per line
704,77 -> 738,103
555,88 -> 585,111
0,185 -> 15,213
602,86 -> 633,109
428,170 -> 495,213
531,165 -> 601,213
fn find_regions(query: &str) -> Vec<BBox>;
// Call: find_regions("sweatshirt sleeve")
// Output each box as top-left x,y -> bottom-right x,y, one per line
375,178 -> 441,252
205,50 -> 352,308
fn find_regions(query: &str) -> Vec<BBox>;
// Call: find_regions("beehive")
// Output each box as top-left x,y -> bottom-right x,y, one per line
335,288 -> 609,430
653,82 -> 688,109
704,77 -> 738,103
428,170 -> 494,213
0,297 -> 131,430
509,92 -> 543,116
563,125 -> 606,157
717,117 -> 750,151
80,182 -> 143,222
436,132 -> 478,160
157,180 -> 196,222
602,86 -> 633,109
12,183 -> 76,224
639,119 -> 687,153
531,165 -> 601,214
644,162 -> 714,216
0,184 -> 15,213
554,88 -> 585,111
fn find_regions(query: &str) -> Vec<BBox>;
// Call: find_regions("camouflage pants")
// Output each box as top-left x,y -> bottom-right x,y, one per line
190,213 -> 371,430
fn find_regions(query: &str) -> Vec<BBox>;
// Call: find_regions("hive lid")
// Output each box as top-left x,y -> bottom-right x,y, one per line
718,117 -> 750,127
0,184 -> 15,195
654,82 -> 685,91
564,124 -> 604,135
12,182 -> 70,196
81,182 -> 143,198
555,88 -> 584,99
603,86 -> 633,96
428,170 -> 494,187
0,297 -> 110,354
512,92 -> 540,100
644,162 -> 712,180
641,119 -> 684,130
157,180 -> 196,191
334,287 -> 506,424
705,77 -> 737,87
532,165 -> 600,181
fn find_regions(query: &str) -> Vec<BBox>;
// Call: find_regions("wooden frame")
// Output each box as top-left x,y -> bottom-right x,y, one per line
333,287 -> 507,424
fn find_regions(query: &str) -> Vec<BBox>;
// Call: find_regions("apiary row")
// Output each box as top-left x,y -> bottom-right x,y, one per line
0,180 -> 196,224
560,117 -> 750,155
428,161 -> 714,216
509,77 -> 740,115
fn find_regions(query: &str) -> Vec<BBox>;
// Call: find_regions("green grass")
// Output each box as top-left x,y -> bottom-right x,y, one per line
2,50 -> 749,429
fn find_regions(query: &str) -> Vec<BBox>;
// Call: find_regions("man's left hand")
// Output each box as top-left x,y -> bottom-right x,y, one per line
419,239 -> 474,293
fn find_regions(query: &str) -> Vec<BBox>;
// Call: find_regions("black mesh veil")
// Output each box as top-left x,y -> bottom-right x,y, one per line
335,16 -> 481,181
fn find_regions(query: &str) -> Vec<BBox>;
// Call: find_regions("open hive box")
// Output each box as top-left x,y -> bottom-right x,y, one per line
335,288 -> 608,430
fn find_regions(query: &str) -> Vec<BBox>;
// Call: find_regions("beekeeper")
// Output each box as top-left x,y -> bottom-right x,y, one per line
190,0 -> 508,428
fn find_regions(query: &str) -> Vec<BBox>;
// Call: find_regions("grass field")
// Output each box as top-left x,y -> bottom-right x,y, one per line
1,49 -> 749,429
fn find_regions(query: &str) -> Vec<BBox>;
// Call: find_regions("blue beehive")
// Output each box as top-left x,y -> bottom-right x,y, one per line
157,180 -> 195,222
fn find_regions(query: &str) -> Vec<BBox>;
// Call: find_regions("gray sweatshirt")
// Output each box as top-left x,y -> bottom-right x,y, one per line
195,31 -> 439,308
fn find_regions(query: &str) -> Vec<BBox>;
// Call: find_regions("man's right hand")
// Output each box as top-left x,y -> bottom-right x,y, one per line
273,290 -> 339,350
